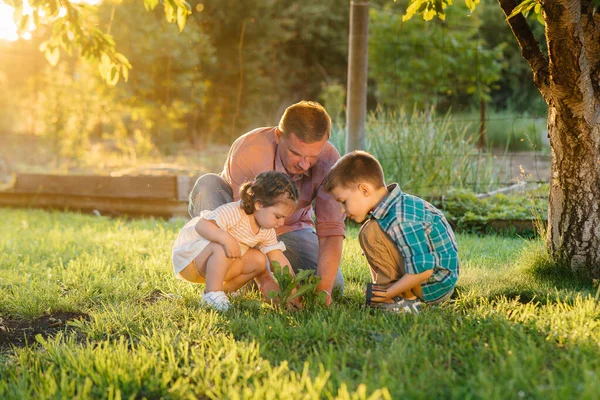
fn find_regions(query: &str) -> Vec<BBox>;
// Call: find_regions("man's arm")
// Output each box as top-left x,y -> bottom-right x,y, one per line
316,235 -> 344,305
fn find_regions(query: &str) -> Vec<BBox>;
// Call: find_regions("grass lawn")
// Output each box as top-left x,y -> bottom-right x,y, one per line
1,208 -> 599,399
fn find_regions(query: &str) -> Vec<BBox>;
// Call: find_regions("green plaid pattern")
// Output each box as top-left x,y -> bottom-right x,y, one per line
370,184 -> 459,302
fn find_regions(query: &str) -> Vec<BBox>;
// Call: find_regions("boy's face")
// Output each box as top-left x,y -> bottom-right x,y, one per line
330,184 -> 374,224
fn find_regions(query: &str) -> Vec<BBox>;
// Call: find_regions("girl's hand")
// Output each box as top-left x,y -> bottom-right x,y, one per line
222,234 -> 241,258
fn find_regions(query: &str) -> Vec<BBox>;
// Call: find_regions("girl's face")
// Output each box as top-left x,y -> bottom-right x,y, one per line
254,198 -> 296,229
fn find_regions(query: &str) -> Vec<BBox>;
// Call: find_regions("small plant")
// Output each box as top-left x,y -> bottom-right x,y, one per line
268,261 -> 326,310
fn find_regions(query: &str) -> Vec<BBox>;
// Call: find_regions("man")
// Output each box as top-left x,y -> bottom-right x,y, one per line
188,101 -> 345,304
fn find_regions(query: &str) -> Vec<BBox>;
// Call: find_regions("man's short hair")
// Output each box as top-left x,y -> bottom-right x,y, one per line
278,101 -> 331,143
324,150 -> 386,192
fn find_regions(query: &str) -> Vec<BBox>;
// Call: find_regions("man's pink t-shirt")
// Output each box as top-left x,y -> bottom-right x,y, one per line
220,127 -> 346,238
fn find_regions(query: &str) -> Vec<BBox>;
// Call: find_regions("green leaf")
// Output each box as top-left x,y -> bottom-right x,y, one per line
287,284 -> 316,302
176,6 -> 187,32
108,66 -> 119,86
403,0 -> 425,22
44,46 -> 60,66
294,269 -> 315,282
464,0 -> 479,12
143,0 -> 160,11
507,0 -> 536,21
121,64 -> 130,82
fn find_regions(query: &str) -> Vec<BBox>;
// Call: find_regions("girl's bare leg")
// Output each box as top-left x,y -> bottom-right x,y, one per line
204,243 -> 233,292
178,246 -> 268,294
177,243 -> 222,284
222,249 -> 267,292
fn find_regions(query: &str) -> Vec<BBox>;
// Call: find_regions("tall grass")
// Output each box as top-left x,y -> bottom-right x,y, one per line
331,107 -> 499,196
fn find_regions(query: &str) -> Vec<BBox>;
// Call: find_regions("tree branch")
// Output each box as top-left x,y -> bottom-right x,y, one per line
497,0 -> 550,102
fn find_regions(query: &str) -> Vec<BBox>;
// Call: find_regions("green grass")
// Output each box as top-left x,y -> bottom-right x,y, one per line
1,208 -> 599,399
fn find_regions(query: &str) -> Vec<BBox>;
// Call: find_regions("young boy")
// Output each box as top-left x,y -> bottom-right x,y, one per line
323,151 -> 459,313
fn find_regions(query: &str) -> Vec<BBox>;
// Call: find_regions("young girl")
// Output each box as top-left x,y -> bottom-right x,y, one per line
172,171 -> 299,311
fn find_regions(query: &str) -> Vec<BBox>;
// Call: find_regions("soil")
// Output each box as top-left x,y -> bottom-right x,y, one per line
0,311 -> 89,350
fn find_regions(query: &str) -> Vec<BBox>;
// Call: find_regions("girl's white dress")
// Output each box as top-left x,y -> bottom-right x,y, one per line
172,201 -> 286,276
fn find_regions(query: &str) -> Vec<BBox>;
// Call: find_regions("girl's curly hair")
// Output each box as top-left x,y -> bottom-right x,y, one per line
239,171 -> 299,215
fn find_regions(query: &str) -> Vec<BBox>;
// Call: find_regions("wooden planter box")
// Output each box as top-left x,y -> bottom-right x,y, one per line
0,173 -> 196,218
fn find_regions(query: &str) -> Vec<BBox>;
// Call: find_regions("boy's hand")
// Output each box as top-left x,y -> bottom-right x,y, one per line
222,234 -> 241,258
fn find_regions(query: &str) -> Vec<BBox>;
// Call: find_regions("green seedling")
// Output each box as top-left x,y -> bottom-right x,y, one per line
268,261 -> 326,310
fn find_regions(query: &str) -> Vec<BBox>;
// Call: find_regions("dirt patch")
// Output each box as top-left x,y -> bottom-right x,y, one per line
0,311 -> 89,349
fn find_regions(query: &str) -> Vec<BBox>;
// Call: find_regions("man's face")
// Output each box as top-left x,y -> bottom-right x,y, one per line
330,185 -> 373,224
276,131 -> 328,175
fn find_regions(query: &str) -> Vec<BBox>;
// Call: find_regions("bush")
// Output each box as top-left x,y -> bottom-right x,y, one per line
433,189 -> 548,234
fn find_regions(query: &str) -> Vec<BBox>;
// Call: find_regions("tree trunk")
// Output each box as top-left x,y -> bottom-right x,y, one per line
544,1 -> 600,277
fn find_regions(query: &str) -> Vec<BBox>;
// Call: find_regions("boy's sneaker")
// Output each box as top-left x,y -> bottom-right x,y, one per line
201,291 -> 231,311
392,298 -> 423,314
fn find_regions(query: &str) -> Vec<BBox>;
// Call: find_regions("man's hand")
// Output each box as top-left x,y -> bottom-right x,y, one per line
320,290 -> 332,306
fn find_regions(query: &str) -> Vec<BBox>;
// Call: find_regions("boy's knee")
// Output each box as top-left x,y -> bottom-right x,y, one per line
358,219 -> 381,251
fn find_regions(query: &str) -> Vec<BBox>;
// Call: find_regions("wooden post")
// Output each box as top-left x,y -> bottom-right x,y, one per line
345,0 -> 370,153
478,97 -> 486,149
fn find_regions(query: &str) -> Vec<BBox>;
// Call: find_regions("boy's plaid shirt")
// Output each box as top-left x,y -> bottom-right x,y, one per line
370,184 -> 459,302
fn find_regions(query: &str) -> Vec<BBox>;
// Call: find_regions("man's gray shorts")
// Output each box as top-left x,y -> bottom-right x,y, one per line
189,173 -> 344,291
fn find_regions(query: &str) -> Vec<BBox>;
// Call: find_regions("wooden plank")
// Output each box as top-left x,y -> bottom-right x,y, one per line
12,174 -> 178,200
0,192 -> 189,218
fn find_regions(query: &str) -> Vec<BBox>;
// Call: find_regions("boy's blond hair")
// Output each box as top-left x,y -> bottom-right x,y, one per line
323,150 -> 386,192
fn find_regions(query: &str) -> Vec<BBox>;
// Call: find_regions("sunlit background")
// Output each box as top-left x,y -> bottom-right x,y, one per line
0,0 -> 549,188
0,3 -> 20,41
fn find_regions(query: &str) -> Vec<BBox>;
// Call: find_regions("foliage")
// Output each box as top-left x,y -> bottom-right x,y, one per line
1,0 -> 552,149
3,0 -> 191,85
35,63 -> 97,162
332,107 -> 499,197
369,2 -> 505,110
268,261 -> 326,310
190,0 -> 349,140
434,189 -> 548,234
475,0 -> 546,113
1,209 -> 600,398
97,0 -> 215,150
318,82 -> 346,124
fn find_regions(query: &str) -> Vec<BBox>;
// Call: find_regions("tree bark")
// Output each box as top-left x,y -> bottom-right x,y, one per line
544,0 -> 600,276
